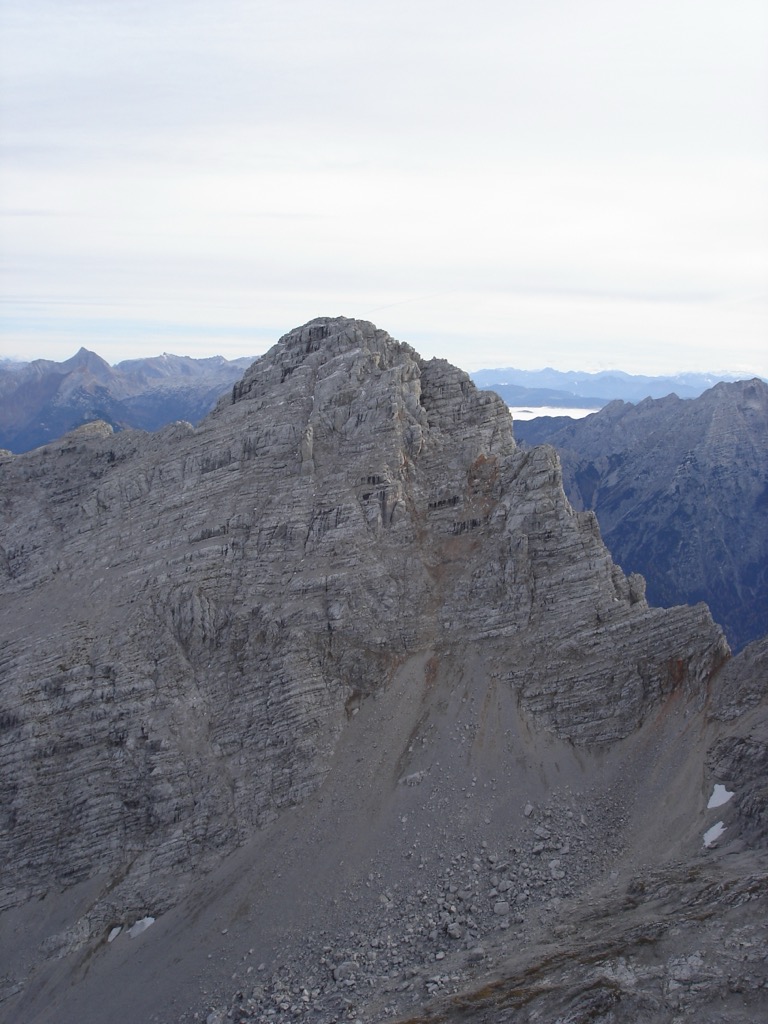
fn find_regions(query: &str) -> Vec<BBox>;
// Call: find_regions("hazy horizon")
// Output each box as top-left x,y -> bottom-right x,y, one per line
1,340 -> 763,384
2,2 -> 766,376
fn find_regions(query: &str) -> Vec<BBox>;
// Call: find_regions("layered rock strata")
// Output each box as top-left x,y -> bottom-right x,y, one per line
0,318 -> 735,1021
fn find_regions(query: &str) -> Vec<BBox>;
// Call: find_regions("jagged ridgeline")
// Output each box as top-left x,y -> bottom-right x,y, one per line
514,379 -> 768,652
0,349 -> 255,453
1,317 -> 762,1024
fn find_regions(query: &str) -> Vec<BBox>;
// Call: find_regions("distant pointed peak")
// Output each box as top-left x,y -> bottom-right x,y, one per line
57,348 -> 114,381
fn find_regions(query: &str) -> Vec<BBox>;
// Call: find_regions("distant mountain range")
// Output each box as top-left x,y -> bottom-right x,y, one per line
513,379 -> 768,652
0,348 -> 255,453
469,366 -> 762,409
1,349 -> 762,454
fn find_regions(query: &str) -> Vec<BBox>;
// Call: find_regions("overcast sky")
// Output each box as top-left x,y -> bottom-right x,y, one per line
1,0 -> 766,374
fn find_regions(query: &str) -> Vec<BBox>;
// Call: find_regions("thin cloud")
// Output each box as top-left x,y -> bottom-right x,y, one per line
0,0 -> 766,374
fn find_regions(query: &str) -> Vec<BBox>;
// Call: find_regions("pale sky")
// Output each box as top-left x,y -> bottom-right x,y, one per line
1,0 -> 767,375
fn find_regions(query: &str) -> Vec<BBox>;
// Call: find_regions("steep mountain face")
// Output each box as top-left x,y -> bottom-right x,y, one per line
0,318 -> 764,1024
0,348 -> 254,452
514,379 -> 768,652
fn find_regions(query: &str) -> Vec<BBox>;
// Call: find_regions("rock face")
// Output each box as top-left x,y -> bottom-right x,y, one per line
514,379 -> 768,652
1,317 -> 763,1024
0,347 -> 254,452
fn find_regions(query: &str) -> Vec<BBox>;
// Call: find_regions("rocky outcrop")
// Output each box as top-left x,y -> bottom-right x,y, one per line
0,318 -> 748,1023
514,379 -> 768,651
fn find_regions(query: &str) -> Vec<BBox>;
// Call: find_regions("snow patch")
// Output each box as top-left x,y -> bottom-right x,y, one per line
707,784 -> 734,809
703,822 -> 726,848
127,916 -> 155,938
107,926 -> 122,943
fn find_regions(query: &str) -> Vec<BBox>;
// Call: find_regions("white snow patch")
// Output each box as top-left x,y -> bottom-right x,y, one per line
107,926 -> 122,943
127,916 -> 155,938
703,821 -> 726,847
707,784 -> 734,809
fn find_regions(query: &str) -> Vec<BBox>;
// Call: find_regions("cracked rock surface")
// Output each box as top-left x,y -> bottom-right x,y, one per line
0,317 -> 764,1023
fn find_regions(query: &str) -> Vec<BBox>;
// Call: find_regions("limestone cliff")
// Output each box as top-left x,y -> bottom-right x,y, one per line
0,318 -> 739,1022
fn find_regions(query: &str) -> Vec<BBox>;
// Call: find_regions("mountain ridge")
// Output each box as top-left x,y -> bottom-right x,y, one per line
0,348 -> 255,452
470,365 -> 763,405
0,317 -> 764,1023
513,378 -> 768,651
2,345 -> 763,453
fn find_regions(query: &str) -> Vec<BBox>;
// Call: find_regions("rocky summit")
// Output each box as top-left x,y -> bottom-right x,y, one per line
0,317 -> 765,1024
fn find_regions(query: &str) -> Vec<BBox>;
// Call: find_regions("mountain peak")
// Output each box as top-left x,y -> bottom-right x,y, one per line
71,345 -> 105,362
60,346 -> 114,377
223,317 -> 516,504
0,317 -> 761,1024
230,316 -> 420,406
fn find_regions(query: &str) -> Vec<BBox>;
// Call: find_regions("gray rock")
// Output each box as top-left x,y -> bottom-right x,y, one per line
0,317 -> 758,1024
514,379 -> 768,651
332,961 -> 357,982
